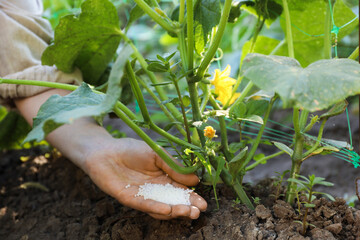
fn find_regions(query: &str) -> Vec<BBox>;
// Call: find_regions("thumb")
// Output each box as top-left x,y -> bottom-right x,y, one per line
154,152 -> 200,187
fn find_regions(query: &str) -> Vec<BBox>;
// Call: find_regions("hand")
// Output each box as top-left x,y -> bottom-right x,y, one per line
83,138 -> 207,220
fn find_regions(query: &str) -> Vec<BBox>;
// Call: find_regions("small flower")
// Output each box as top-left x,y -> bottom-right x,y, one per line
211,65 -> 240,106
204,126 -> 217,139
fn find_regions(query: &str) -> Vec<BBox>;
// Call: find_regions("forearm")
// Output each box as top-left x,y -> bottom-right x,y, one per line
14,88 -> 113,172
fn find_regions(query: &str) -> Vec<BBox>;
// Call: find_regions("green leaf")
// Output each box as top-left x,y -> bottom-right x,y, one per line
147,62 -> 169,72
0,111 -> 31,150
273,141 -> 294,156
193,0 -> 221,54
228,147 -> 248,179
241,54 -> 360,112
319,100 -> 348,120
237,115 -> 264,125
253,153 -> 265,161
24,84 -> 106,143
42,0 -> 122,86
25,45 -> 133,143
229,102 -> 246,118
229,142 -> 246,153
278,0 -> 358,67
182,95 -> 191,107
304,203 -> 316,208
240,35 -> 287,68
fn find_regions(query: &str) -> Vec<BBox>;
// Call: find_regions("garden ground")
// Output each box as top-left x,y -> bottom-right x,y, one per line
1,109 -> 360,239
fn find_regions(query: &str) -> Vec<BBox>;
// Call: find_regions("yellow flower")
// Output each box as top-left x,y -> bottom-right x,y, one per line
204,126 -> 217,139
211,65 -> 240,105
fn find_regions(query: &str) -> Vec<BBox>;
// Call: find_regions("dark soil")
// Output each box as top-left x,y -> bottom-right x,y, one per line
1,110 -> 360,239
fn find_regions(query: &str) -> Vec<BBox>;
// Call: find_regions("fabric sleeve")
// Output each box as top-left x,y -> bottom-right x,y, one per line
0,0 -> 82,108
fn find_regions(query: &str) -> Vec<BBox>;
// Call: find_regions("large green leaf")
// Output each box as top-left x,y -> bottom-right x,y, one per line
241,53 -> 360,111
0,111 -> 31,150
278,0 -> 357,66
25,45 -> 133,143
193,0 -> 221,54
240,35 -> 288,67
42,0 -> 122,86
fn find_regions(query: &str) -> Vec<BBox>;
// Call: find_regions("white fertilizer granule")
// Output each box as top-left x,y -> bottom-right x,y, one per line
136,183 -> 193,205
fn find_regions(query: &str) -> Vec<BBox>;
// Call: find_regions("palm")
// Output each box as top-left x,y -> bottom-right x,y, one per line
84,138 -> 207,219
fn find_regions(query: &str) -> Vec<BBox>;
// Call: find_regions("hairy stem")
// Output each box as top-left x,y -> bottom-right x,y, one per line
133,0 -> 175,34
282,0 -> 295,58
195,0 -> 232,80
113,107 -> 200,174
187,0 -> 194,72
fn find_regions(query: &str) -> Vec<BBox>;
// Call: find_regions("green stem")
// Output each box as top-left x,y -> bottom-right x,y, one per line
303,119 -> 327,157
149,122 -> 200,150
208,95 -> 231,159
249,18 -> 265,54
188,82 -> 206,145
187,0 -> 194,72
113,107 -> 200,174
173,79 -> 192,144
227,82 -> 254,110
125,61 -> 151,123
239,96 -> 275,170
122,34 -> 183,122
133,0 -> 175,34
179,0 -> 185,23
136,76 -> 188,137
348,46 -> 359,60
324,2 -> 332,59
282,0 -> 295,58
245,151 -> 285,171
178,30 -> 188,71
199,83 -> 210,112
195,0 -> 232,80
0,78 -> 138,120
285,110 -> 304,203
208,156 -> 254,209
299,110 -> 309,131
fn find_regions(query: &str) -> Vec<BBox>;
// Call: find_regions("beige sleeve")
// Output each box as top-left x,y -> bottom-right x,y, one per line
0,0 -> 82,108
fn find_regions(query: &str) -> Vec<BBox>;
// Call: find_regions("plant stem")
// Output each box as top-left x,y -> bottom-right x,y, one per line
178,30 -> 188,71
228,82 -> 254,110
199,83 -> 210,112
282,0 -> 295,58
239,97 -> 276,171
187,0 -> 194,72
195,0 -> 232,80
188,82 -> 206,145
299,110 -> 309,131
324,2 -> 332,59
133,0 -> 175,34
208,156 -> 254,209
179,0 -> 185,23
302,189 -> 313,235
303,119 -> 327,157
249,18 -> 265,54
208,95 -> 231,159
285,120 -> 304,204
245,151 -> 285,171
149,122 -> 200,150
121,34 -> 184,122
173,79 -> 192,144
125,61 -> 151,123
113,107 -> 200,174
136,76 -> 188,137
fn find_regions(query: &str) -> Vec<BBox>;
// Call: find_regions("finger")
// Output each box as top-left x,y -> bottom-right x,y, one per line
169,181 -> 207,212
155,153 -> 200,187
190,192 -> 207,212
150,205 -> 201,220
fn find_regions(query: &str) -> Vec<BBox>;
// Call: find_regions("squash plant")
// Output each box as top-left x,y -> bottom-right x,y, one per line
0,0 -> 358,209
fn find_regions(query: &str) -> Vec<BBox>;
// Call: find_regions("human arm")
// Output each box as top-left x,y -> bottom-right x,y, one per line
14,88 -> 207,220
